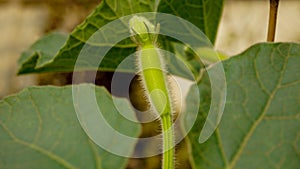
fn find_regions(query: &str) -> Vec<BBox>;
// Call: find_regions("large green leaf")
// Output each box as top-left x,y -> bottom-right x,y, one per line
186,43 -> 300,169
158,0 -> 223,44
0,84 -> 141,169
18,0 -> 154,75
17,0 -> 223,76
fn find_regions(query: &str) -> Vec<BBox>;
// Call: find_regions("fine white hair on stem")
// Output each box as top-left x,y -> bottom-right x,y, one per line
129,15 -> 175,169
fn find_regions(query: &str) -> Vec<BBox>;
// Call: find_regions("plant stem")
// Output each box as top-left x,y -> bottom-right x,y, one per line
267,0 -> 280,42
129,15 -> 175,169
161,114 -> 175,169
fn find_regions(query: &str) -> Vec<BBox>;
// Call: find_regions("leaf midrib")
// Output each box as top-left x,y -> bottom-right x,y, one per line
227,45 -> 291,169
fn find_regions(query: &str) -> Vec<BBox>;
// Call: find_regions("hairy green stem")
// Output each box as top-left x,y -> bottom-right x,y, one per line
139,44 -> 175,169
161,114 -> 175,169
129,15 -> 175,169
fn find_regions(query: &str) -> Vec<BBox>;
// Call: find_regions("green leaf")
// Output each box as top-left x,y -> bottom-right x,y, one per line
18,0 -> 224,76
0,84 -> 141,169
17,0 -> 155,75
158,0 -> 224,44
186,43 -> 300,169
18,32 -> 68,74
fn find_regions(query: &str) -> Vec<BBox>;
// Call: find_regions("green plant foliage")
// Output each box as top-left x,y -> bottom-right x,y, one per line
186,43 -> 300,169
17,0 -> 224,75
3,40 -> 300,168
158,0 -> 223,44
0,84 -> 141,169
5,0 -> 300,168
18,32 -> 68,74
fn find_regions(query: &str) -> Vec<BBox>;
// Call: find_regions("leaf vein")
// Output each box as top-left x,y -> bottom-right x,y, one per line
0,122 -> 78,169
227,45 -> 291,169
28,90 -> 43,145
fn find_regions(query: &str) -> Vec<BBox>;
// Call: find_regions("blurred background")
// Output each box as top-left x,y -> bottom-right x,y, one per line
0,0 -> 300,98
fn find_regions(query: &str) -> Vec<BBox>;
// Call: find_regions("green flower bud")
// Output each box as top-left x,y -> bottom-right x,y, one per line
129,15 -> 158,45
